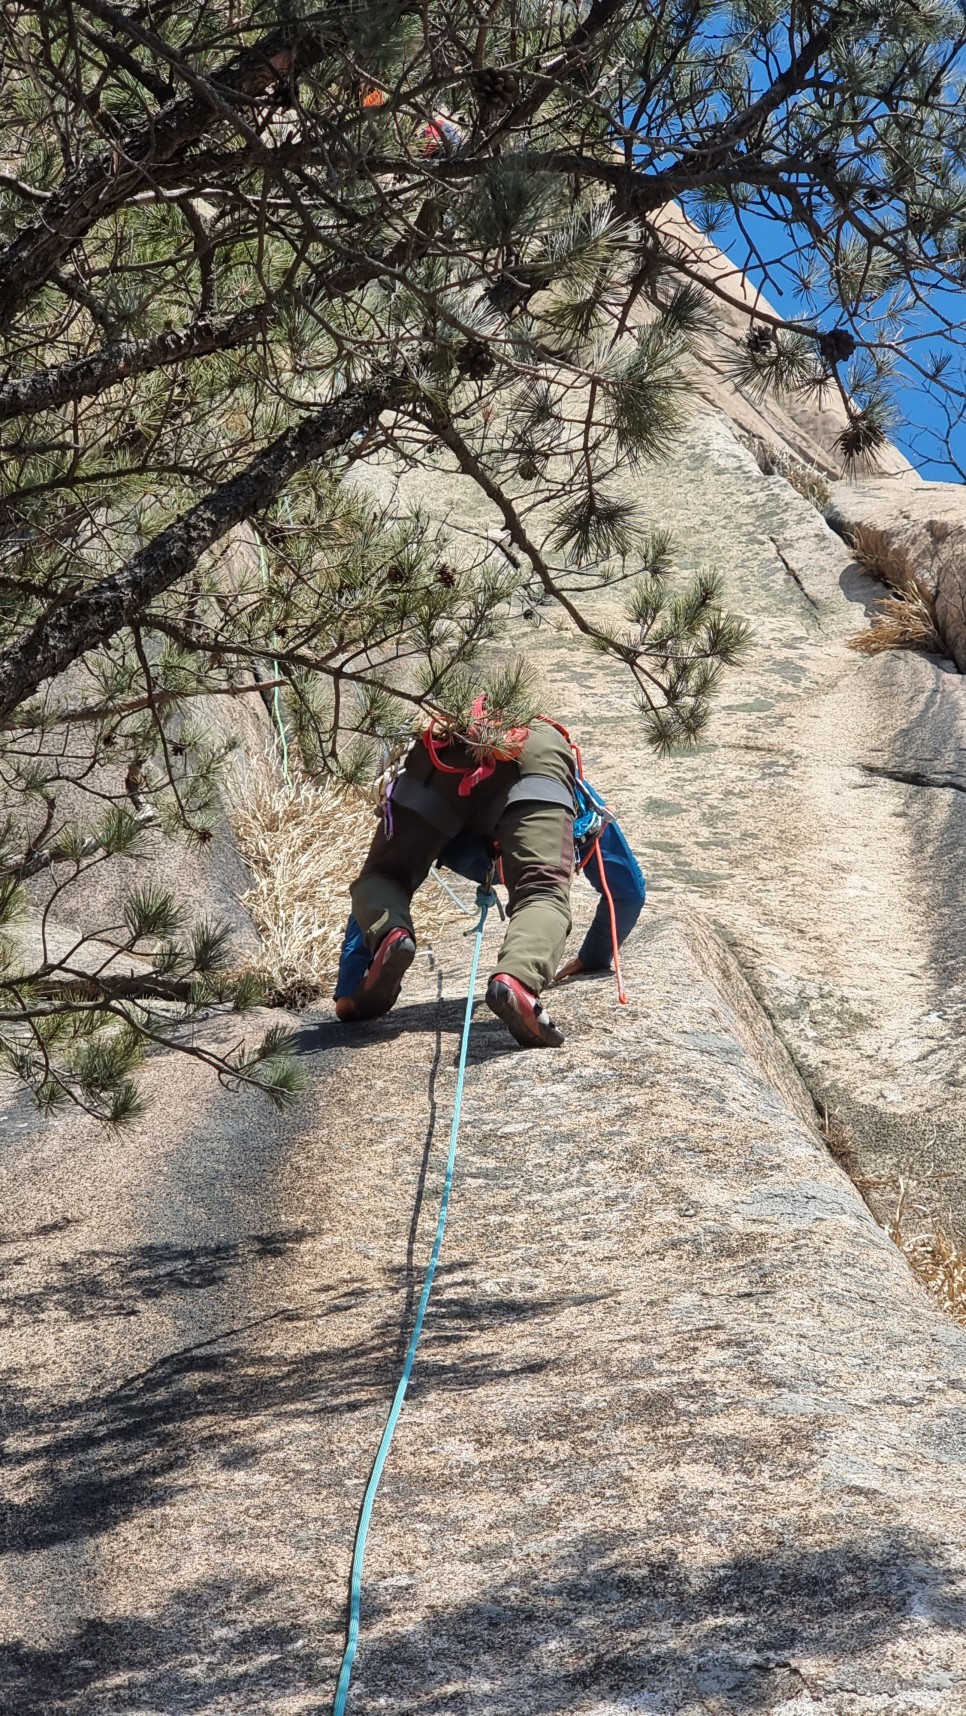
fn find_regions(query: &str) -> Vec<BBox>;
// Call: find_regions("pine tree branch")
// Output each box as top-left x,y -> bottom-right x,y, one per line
391,147 -> 806,211
0,307 -> 267,422
76,20 -> 175,106
0,171 -> 50,204
0,16 -> 337,330
138,614 -> 435,713
421,411 -> 688,710
3,676 -> 285,732
678,17 -> 838,162
485,0 -> 633,146
0,200 -> 440,423
0,368 -> 410,723
423,408 -> 621,649
11,969 -> 196,1004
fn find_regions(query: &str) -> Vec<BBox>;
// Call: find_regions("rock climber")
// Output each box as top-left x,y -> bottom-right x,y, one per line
334,702 -> 645,1048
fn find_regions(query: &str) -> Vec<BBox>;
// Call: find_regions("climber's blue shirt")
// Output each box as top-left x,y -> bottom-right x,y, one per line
334,814 -> 645,999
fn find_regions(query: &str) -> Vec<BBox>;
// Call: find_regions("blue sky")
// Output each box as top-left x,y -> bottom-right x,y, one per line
700,202 -> 965,484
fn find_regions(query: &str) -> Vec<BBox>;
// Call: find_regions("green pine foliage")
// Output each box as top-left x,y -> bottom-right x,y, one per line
0,0 -> 962,1117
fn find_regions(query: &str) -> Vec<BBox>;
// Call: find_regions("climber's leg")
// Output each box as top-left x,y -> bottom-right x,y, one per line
485,801 -> 572,1048
341,807 -> 444,1020
351,805 -> 443,947
492,801 -> 574,991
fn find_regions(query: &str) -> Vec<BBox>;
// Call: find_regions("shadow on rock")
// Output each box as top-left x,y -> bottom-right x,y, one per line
0,1228 -> 315,1326
0,1577 -> 329,1716
351,1531 -> 964,1713
294,1000 -> 554,1066
0,1270 -> 567,1556
0,1533 -> 959,1714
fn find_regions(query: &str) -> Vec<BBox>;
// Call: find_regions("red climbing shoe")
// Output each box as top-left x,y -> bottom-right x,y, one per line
336,928 -> 416,1023
485,973 -> 565,1049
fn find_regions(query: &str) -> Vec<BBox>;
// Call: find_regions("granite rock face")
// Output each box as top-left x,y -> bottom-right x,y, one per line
364,409 -> 966,1254
3,254 -> 966,1712
648,210 -> 917,484
2,912 -> 966,1715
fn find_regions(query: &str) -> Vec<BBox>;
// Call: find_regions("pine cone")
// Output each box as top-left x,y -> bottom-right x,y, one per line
474,66 -> 520,106
118,413 -> 148,453
746,325 -> 774,356
817,326 -> 857,366
456,339 -> 496,380
437,563 -> 457,587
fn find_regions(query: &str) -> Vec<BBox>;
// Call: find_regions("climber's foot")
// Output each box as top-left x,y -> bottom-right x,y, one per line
485,973 -> 565,1049
337,928 -> 416,1023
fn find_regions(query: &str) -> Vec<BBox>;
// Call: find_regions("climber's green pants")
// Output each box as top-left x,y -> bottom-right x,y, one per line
351,728 -> 575,995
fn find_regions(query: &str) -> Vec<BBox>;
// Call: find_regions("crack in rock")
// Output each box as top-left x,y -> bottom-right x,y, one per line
769,534 -> 825,623
858,763 -> 966,794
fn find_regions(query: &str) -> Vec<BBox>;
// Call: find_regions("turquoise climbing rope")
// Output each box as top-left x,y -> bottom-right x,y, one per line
331,883 -> 498,1716
429,862 -> 474,916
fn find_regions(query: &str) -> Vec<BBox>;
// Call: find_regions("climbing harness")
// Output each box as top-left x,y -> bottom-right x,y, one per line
422,694 -> 530,797
331,880 -> 500,1716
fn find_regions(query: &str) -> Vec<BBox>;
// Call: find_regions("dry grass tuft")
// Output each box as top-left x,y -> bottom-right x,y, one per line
229,751 -> 461,1005
820,1108 -> 860,1166
848,521 -> 917,589
820,1109 -> 966,1327
847,592 -> 944,655
846,522 -> 945,657
891,1180 -> 966,1326
817,1105 -> 881,1196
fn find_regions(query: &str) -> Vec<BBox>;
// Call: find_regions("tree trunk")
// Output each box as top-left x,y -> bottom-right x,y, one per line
0,371 -> 409,722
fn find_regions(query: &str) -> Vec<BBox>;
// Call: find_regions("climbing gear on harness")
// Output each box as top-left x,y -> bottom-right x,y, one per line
423,694 -> 530,797
485,971 -> 565,1048
370,753 -> 411,838
573,773 -> 610,850
331,882 -> 497,1716
336,927 -> 415,1022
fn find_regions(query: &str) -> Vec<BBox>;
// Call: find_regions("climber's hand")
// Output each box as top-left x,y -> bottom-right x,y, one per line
554,955 -> 586,984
